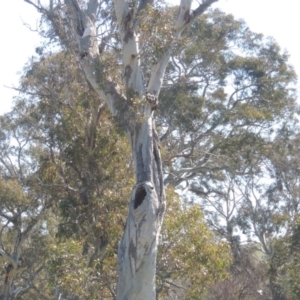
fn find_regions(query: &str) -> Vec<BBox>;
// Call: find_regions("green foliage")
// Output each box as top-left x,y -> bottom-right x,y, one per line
156,9 -> 299,300
0,50 -> 133,298
157,188 -> 231,299
0,46 -> 234,296
269,219 -> 300,300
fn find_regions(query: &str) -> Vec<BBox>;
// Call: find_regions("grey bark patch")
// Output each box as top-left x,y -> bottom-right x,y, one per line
124,65 -> 132,89
129,239 -> 137,261
136,143 -> 146,182
134,186 -> 146,209
123,29 -> 134,43
184,10 -> 191,23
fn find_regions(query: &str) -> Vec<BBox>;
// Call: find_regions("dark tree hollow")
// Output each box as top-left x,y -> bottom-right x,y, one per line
134,186 -> 147,209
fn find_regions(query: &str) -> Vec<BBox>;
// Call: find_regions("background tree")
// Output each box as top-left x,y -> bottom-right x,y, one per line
0,108 -> 55,299
155,8 -> 298,300
157,189 -> 231,299
0,49 -> 133,299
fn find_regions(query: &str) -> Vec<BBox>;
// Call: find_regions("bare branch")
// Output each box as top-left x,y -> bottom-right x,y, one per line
147,48 -> 172,96
191,0 -> 219,21
36,179 -> 79,192
147,0 -> 218,96
165,279 -> 187,290
0,248 -> 17,269
11,283 -> 31,298
23,0 -> 48,13
0,220 -> 10,251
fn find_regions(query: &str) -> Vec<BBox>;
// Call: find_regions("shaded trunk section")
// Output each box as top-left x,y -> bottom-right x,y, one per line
116,117 -> 165,299
0,263 -> 16,300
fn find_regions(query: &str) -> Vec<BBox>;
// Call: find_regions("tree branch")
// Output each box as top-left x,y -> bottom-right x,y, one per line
0,248 -> 18,269
113,0 -> 145,93
147,0 -> 218,96
23,0 -> 48,13
191,0 -> 219,21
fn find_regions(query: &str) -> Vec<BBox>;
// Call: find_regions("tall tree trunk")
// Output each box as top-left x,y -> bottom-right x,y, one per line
116,119 -> 165,299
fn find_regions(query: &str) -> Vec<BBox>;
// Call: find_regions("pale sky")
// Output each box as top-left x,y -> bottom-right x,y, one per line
1,0 -> 299,115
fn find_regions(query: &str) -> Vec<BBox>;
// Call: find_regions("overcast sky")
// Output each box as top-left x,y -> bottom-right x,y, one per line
1,0 -> 299,115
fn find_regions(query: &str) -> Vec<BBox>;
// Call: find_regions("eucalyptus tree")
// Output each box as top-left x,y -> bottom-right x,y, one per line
157,5 -> 297,256
239,128 -> 300,300
201,125 -> 300,299
15,50 -> 134,299
0,44 -> 230,299
159,9 -> 297,189
23,0 -> 220,298
0,107 -> 56,299
154,9 -> 298,299
19,0 -> 300,298
159,2 -> 296,250
0,45 -> 132,298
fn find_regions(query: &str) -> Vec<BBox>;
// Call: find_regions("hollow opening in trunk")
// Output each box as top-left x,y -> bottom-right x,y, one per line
134,186 -> 147,209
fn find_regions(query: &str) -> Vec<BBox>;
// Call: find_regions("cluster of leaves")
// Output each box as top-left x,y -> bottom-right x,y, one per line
155,8 -> 300,300
0,48 -> 133,298
157,189 -> 231,299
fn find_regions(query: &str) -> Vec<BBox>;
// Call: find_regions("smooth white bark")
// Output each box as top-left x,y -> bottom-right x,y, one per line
117,182 -> 161,299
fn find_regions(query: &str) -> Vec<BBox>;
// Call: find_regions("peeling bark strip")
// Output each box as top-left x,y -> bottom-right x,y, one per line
152,125 -> 164,198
